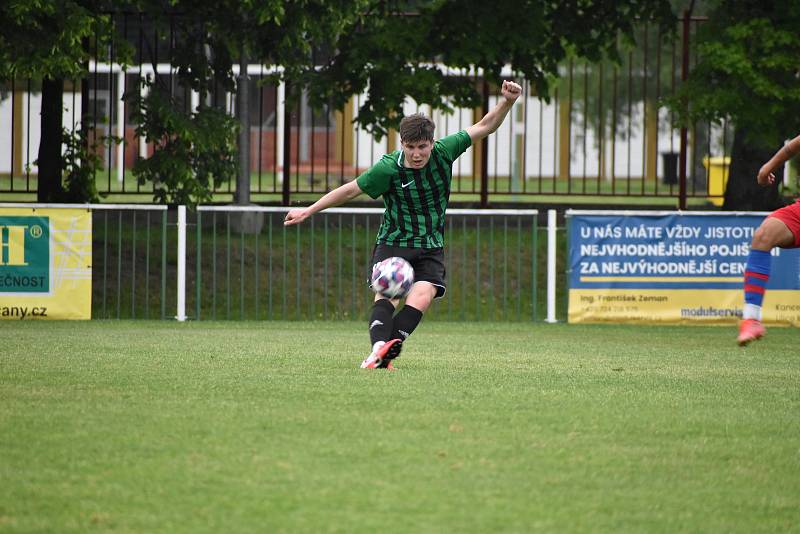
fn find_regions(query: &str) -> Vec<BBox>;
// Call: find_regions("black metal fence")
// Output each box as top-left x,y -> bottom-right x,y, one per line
2,13 -> 792,207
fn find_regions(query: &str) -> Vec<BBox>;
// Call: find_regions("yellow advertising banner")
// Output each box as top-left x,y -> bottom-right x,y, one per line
569,289 -> 800,326
0,208 -> 92,320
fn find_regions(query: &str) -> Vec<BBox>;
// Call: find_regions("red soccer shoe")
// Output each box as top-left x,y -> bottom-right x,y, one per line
737,319 -> 766,347
360,338 -> 403,369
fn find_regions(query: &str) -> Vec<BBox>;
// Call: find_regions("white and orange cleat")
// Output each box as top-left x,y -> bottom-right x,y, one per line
360,339 -> 403,369
737,319 -> 766,346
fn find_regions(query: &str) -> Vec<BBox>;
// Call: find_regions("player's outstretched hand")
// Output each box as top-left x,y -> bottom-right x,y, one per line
284,208 -> 310,226
501,80 -> 522,102
756,165 -> 776,187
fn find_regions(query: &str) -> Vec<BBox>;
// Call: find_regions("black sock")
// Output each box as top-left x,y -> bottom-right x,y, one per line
368,299 -> 395,346
391,305 -> 423,341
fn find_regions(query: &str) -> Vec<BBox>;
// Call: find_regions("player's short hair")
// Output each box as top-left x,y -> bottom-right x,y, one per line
399,113 -> 435,143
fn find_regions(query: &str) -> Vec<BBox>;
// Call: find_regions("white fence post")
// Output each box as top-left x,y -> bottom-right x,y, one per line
546,209 -> 558,323
116,69 -> 125,183
176,205 -> 187,322
276,81 -> 285,178
138,83 -> 149,159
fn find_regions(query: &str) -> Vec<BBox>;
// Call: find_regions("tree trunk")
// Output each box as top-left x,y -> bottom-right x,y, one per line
722,128 -> 784,211
37,77 -> 66,202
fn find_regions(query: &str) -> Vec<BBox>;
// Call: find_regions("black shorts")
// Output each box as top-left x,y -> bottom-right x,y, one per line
369,244 -> 447,298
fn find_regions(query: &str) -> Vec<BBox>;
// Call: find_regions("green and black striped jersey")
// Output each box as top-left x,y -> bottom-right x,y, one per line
356,130 -> 472,248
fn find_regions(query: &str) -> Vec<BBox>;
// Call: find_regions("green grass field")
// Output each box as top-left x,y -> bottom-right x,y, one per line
2,321 -> 798,532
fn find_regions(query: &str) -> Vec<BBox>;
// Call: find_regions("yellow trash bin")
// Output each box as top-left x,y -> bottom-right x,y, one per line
702,156 -> 730,207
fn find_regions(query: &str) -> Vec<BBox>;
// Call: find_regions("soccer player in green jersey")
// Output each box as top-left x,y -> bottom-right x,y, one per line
284,80 -> 523,369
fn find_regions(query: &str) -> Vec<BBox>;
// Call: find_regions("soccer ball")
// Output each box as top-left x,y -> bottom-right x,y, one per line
370,257 -> 414,299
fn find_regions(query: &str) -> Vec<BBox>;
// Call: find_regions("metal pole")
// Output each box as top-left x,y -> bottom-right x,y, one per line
176,205 -> 187,321
282,81 -> 292,206
545,209 -> 558,323
480,79 -> 490,208
116,69 -> 125,183
237,52 -> 251,204
678,10 -> 691,210
81,38 -> 90,177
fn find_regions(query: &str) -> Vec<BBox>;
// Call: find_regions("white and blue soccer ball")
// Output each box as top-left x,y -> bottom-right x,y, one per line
370,257 -> 414,299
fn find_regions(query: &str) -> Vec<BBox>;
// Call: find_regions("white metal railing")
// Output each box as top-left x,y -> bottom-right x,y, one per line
0,203 -> 561,322
0,202 -> 168,210
185,205 -> 552,323
546,209 -> 558,323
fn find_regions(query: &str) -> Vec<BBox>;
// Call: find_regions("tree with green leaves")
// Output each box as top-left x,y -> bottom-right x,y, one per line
121,0 -> 371,205
1,0 -> 370,205
3,0 -> 678,205
0,0 -> 129,202
307,1 -> 676,138
121,0 -> 677,204
673,0 -> 800,210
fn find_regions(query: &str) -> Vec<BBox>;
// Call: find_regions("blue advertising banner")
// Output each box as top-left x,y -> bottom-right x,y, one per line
567,211 -> 800,325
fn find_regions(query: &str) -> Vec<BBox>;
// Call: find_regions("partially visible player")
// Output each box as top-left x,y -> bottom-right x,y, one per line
284,80 -> 523,368
737,133 -> 800,346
